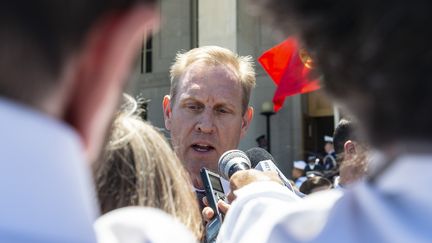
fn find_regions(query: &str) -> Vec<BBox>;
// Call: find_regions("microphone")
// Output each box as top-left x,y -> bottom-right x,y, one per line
246,147 -> 274,168
245,147 -> 297,193
218,149 -> 251,180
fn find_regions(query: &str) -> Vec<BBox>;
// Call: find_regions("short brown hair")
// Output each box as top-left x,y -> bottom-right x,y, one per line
169,46 -> 256,114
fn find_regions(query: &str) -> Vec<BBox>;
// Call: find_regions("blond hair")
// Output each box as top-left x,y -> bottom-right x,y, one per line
169,46 -> 256,114
94,95 -> 203,240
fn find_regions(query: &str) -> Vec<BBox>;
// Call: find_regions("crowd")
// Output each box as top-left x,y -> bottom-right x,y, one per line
291,118 -> 369,195
1,0 -> 432,242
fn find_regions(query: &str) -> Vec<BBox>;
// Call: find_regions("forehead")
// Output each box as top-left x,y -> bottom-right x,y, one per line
177,62 -> 243,104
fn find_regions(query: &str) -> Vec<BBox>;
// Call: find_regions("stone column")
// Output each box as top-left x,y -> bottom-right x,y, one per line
198,0 -> 237,52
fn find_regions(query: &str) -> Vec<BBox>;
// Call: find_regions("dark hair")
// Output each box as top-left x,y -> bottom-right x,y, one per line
333,119 -> 357,155
299,176 -> 332,195
251,0 -> 432,148
0,0 -> 155,105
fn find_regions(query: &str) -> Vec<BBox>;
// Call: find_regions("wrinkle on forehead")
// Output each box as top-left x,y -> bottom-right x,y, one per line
180,61 -> 240,86
178,62 -> 243,105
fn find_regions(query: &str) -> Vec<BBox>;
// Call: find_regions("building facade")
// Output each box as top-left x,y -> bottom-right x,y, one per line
126,0 -> 335,176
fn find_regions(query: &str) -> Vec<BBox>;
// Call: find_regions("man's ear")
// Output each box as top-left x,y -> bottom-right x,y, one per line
63,5 -> 159,163
240,106 -> 254,139
344,140 -> 356,160
162,95 -> 172,130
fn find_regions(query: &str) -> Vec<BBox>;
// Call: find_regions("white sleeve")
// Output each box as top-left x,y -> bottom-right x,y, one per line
217,181 -> 301,243
94,206 -> 197,243
218,182 -> 344,243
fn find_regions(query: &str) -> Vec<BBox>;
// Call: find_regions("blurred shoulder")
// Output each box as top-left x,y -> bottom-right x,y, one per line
95,206 -> 197,243
268,189 -> 344,242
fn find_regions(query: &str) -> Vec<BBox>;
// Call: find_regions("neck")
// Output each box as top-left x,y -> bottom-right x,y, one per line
368,141 -> 432,184
191,173 -> 204,189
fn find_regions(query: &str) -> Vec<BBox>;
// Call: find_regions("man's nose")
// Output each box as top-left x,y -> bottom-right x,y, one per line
195,109 -> 215,134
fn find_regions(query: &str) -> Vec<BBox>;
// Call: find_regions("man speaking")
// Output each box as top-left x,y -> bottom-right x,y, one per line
162,46 -> 255,193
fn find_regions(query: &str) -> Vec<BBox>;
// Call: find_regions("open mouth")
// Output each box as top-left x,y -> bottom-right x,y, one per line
192,143 -> 215,152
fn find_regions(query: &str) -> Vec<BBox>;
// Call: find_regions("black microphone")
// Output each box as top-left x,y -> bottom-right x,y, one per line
245,147 -> 299,195
245,147 -> 276,168
218,149 -> 251,180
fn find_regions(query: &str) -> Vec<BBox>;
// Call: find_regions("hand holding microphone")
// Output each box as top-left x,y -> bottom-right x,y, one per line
217,149 -> 284,202
245,147 -> 295,192
218,148 -> 293,189
203,149 -> 294,224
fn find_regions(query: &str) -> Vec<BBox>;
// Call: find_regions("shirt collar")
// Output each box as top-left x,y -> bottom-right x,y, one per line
371,153 -> 432,206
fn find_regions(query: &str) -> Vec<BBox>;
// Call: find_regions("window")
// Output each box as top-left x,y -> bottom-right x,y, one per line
141,36 -> 152,73
190,0 -> 199,48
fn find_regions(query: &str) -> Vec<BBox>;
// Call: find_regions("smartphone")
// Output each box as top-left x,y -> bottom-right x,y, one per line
200,168 -> 225,243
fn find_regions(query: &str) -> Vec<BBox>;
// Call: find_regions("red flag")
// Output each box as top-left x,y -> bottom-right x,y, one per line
258,38 -> 320,112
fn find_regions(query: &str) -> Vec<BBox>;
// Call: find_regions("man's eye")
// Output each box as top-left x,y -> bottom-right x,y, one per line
217,108 -> 229,114
187,104 -> 202,111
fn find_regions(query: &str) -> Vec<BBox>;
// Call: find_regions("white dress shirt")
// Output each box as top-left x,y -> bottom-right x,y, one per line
218,154 -> 432,243
0,98 -> 98,243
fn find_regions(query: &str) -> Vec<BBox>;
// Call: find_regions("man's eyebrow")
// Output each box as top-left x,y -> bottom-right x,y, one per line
179,94 -> 238,109
179,96 -> 201,104
214,101 -> 237,111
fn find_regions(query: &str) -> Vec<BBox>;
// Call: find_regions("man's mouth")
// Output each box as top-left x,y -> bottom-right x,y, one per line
191,143 -> 215,152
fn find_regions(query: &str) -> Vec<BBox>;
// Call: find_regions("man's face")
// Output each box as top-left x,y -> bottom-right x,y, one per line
324,143 -> 334,153
291,168 -> 303,180
163,62 -> 253,187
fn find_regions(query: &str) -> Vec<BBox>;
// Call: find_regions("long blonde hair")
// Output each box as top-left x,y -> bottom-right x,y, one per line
94,95 -> 203,240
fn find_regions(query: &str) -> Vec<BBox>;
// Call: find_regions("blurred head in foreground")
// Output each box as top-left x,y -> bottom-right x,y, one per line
249,0 -> 432,151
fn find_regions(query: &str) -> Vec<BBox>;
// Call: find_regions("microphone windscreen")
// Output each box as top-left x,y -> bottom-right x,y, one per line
245,147 -> 299,195
245,147 -> 275,168
218,149 -> 251,180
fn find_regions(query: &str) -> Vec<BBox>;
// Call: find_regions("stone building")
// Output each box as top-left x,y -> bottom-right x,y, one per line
126,0 -> 336,176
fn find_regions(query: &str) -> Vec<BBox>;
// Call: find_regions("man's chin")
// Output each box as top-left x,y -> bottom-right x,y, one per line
186,159 -> 218,175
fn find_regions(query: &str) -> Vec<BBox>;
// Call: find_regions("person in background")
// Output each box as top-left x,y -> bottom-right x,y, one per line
333,119 -> 369,187
292,160 -> 307,188
299,176 -> 333,195
322,135 -> 337,171
94,95 -> 203,240
304,155 -> 324,176
256,134 -> 269,151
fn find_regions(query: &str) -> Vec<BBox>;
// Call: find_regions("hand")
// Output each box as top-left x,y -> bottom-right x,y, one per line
228,170 -> 283,202
201,199 -> 230,223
